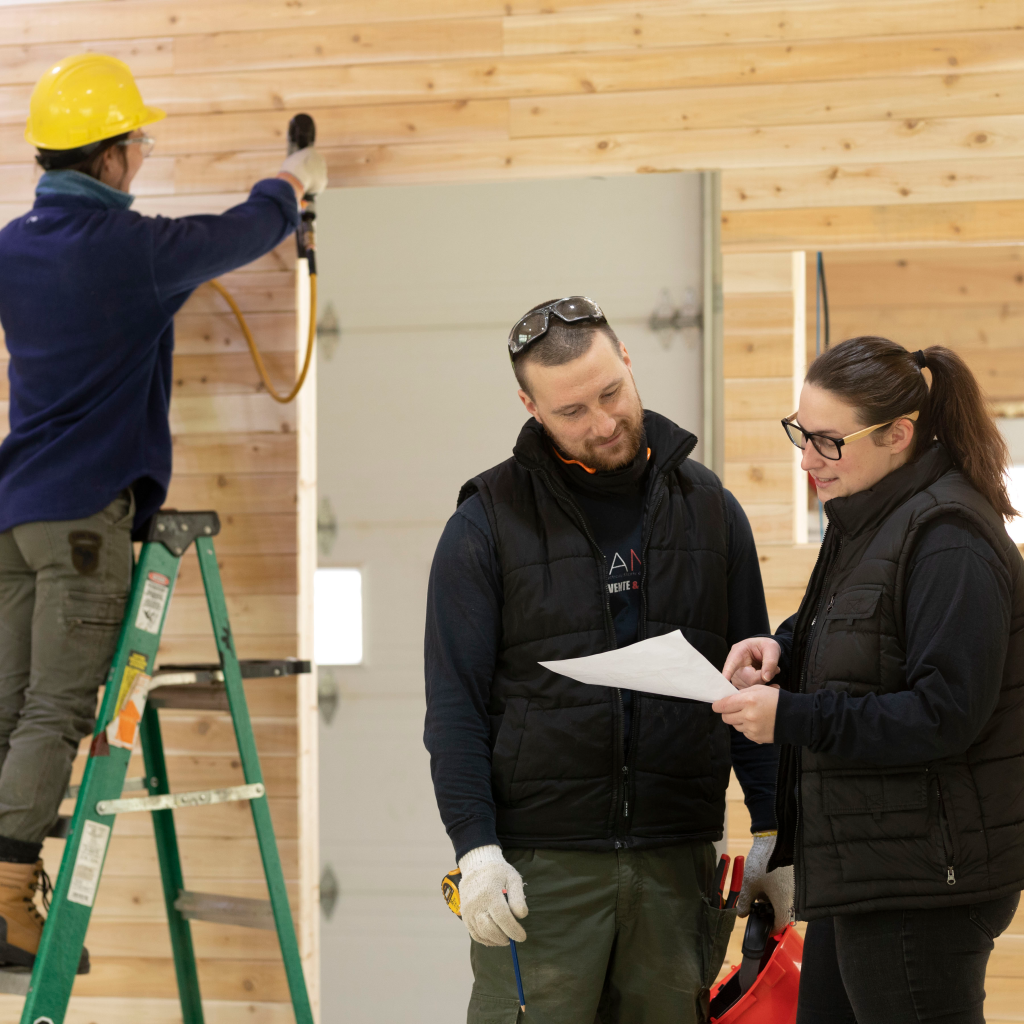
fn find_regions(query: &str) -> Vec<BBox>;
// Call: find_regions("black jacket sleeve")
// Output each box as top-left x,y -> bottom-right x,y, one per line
774,515 -> 1012,763
423,494 -> 504,860
773,613 -> 798,688
723,490 -> 779,832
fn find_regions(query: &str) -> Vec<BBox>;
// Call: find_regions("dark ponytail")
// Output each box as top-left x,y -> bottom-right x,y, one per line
806,336 -> 1017,520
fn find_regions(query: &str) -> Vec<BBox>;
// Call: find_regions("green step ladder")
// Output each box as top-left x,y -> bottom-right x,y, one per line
14,510 -> 315,1024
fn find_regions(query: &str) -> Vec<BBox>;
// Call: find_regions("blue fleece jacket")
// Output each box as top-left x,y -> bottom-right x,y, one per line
0,172 -> 300,533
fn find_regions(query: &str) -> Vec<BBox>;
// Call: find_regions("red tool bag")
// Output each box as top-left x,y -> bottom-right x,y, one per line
710,901 -> 802,1023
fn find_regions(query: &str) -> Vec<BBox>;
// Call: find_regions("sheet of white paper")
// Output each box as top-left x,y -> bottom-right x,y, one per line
539,630 -> 736,703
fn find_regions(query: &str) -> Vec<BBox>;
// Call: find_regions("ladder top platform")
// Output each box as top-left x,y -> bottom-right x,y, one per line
155,659 -> 311,680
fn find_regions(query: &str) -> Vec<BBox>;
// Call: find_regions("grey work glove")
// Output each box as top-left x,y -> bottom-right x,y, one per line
280,146 -> 328,197
737,832 -> 794,934
457,845 -> 528,946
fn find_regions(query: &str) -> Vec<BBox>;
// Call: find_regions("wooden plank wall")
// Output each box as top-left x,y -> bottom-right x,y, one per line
3,0 -> 1024,251
808,246 -> 1024,412
723,253 -> 795,547
3,0 -> 1024,1017
722,252 -> 819,629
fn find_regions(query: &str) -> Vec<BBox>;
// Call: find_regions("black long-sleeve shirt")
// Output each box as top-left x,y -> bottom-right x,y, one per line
424,480 -> 779,860
773,514 -> 1012,762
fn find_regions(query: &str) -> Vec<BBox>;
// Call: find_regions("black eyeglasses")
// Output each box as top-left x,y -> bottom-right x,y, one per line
508,296 -> 606,355
782,410 -> 919,461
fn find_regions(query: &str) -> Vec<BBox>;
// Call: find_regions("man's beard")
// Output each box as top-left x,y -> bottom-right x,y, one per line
546,395 -> 645,472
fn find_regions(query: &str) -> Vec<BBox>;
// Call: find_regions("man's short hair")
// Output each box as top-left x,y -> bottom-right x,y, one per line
512,299 -> 621,394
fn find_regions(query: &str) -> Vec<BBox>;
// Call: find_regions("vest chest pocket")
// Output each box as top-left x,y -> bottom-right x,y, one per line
813,586 -> 885,680
824,587 -> 883,631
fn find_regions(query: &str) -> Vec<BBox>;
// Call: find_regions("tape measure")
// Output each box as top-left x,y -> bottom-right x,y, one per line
441,867 -> 462,918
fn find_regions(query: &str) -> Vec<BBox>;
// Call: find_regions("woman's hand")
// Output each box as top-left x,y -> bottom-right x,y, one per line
722,637 -> 782,689
713,685 -> 780,744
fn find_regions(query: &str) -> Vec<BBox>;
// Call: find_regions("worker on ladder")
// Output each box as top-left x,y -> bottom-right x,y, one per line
0,53 -> 326,971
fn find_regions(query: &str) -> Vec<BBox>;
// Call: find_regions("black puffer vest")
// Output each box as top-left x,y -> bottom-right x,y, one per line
772,446 -> 1024,918
458,412 -> 733,850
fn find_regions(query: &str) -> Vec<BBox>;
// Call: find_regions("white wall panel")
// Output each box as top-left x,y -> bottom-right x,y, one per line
315,172 -> 704,1022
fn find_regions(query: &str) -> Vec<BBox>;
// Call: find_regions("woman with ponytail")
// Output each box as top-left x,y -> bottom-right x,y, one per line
713,337 -> 1024,1023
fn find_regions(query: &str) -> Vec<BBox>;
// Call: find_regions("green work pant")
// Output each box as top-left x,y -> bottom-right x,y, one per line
0,492 -> 134,843
468,843 -> 736,1024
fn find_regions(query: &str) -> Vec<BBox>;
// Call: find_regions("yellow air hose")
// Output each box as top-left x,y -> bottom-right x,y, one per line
208,273 -> 318,404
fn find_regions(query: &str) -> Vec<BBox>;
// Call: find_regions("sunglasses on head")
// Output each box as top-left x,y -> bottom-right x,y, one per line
508,296 -> 606,356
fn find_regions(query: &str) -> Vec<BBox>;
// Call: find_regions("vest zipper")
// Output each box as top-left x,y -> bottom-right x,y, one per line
549,482 -> 626,832
557,491 -> 617,649
546,468 -> 669,838
806,535 -> 843,688
787,526 -> 841,915
619,485 -> 665,830
636,488 -> 665,643
935,775 -> 957,885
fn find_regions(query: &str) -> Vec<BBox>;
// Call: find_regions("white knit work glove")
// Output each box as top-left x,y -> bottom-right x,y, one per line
737,832 -> 794,935
280,147 -> 328,197
457,845 -> 528,946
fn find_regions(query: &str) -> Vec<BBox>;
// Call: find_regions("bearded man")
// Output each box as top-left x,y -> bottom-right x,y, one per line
423,298 -> 789,1023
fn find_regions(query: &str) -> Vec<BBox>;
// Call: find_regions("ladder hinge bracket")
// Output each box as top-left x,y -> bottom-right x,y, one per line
137,510 -> 221,557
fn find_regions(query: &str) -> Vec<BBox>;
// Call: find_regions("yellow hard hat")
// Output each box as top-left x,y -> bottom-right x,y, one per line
25,53 -> 165,151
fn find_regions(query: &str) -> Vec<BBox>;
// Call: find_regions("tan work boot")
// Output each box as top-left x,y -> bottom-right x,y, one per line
0,860 -> 89,973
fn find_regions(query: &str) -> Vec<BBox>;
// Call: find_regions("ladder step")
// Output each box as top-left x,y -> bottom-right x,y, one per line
147,660 -> 310,711
157,659 -> 311,679
0,967 -> 32,995
235,659 -> 312,678
174,890 -> 276,930
95,782 -> 264,816
148,682 -> 229,711
152,668 -> 223,686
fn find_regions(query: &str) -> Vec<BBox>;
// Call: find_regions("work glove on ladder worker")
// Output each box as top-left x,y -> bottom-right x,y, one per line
280,146 -> 328,198
457,845 -> 529,947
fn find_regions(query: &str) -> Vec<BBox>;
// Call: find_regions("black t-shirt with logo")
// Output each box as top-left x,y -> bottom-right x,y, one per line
572,486 -> 645,745
553,441 -> 652,746
572,488 -> 645,647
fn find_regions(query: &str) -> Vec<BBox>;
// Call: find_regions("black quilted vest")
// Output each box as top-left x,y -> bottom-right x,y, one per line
772,445 -> 1024,918
459,412 -> 732,850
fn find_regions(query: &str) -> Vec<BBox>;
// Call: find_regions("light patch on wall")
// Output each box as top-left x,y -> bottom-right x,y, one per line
1006,469 -> 1024,545
314,568 -> 363,665
998,421 -> 1024,545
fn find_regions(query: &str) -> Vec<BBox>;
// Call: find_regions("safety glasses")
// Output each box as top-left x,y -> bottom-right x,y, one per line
782,410 -> 919,461
508,296 -> 606,355
117,134 -> 156,159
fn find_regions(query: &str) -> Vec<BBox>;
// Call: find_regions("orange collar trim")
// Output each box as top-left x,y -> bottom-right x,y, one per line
553,446 -> 651,475
553,449 -> 596,474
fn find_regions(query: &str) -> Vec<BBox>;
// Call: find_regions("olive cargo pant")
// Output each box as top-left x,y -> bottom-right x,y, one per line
468,843 -> 736,1024
0,492 -> 133,844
